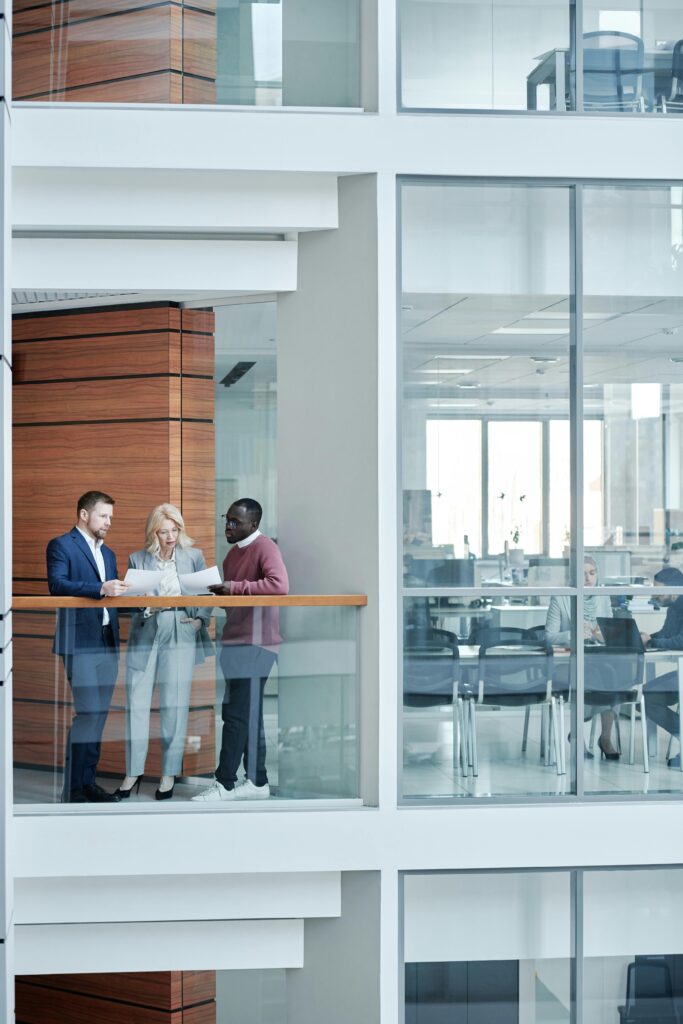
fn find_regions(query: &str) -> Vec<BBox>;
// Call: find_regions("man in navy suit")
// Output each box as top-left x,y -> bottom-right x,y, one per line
47,491 -> 129,802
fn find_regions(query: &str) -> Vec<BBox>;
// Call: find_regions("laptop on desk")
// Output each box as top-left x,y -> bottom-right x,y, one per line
597,617 -> 646,653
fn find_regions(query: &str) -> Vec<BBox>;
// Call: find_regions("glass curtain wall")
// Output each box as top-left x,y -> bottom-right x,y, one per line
399,0 -> 683,114
403,868 -> 683,1024
399,178 -> 683,803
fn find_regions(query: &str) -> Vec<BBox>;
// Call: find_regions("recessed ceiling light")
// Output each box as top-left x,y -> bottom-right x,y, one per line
402,304 -> 414,311
417,368 -> 473,375
493,327 -> 569,335
428,401 -> 479,408
457,381 -> 480,389
530,356 -> 559,363
524,312 -> 611,321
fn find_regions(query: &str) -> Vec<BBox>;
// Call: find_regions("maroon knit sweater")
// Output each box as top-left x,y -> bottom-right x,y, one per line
221,534 -> 289,647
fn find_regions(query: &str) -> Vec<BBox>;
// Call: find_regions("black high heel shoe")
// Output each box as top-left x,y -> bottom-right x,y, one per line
115,777 -> 141,798
155,779 -> 175,801
597,736 -> 620,761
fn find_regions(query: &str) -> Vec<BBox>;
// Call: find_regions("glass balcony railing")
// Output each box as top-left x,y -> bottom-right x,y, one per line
12,593 -> 364,809
13,0 -> 362,107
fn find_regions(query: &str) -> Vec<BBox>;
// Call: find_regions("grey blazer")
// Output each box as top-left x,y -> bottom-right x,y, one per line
126,546 -> 214,671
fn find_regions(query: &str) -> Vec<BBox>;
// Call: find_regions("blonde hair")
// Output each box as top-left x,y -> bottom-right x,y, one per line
144,503 -> 194,556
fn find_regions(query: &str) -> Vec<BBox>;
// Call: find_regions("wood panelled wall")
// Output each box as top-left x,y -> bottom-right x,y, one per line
16,971 -> 216,1023
13,0 -> 217,102
12,303 -> 217,778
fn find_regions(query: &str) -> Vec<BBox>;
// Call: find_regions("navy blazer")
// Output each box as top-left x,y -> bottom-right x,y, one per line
47,527 -> 120,656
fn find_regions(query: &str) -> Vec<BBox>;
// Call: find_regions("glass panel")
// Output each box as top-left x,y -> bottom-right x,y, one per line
401,592 -> 576,800
13,0 -> 361,106
13,603 -> 359,806
401,181 -> 572,588
217,969 -> 287,1023
549,420 -> 604,556
584,868 -> 683,1023
583,185 -> 683,582
581,588 -> 683,795
404,872 -> 572,1023
399,0 -> 573,111
583,0 -> 683,114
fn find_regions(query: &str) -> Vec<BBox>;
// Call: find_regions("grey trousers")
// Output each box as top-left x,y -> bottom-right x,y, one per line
125,611 -> 197,776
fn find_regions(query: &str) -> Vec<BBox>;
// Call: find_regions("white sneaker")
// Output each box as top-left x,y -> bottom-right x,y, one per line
191,780 -> 235,802
232,780 -> 271,801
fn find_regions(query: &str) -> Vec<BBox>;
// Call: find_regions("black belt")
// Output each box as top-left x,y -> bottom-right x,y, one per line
102,623 -> 115,645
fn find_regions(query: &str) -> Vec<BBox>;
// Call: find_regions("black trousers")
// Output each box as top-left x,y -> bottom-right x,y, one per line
62,626 -> 118,796
645,669 -> 679,739
215,644 -> 278,790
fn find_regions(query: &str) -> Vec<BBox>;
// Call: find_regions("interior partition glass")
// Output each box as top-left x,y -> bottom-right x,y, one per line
583,868 -> 683,1023
399,0 -> 574,111
404,871 -> 573,1023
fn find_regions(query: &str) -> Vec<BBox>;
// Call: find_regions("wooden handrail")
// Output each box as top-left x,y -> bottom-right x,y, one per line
12,595 -> 368,610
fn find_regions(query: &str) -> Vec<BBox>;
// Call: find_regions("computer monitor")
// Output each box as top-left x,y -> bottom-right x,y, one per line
426,559 -> 475,588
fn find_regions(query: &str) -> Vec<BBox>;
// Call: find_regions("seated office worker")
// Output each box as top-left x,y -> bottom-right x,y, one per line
46,491 -> 129,802
641,566 -> 683,768
545,556 -> 619,759
117,503 -> 213,801
193,499 -> 289,802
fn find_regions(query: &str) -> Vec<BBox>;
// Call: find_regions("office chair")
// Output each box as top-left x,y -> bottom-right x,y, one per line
464,627 -> 564,777
584,645 -> 649,772
618,957 -> 679,1023
582,31 -> 647,112
403,626 -> 465,772
661,40 -> 683,112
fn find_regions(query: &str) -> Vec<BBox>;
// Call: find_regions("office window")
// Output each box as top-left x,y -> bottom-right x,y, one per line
425,419 -> 482,561
583,185 -> 683,584
548,419 -> 604,556
399,0 -> 573,111
404,872 -> 572,1023
487,421 -> 543,556
399,0 -> 683,114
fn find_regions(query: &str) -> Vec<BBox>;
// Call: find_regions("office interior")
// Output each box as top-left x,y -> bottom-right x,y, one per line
401,180 -> 683,800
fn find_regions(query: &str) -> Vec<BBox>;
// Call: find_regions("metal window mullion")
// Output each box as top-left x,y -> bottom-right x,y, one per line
482,418 -> 490,558
572,0 -> 584,111
542,418 -> 550,555
571,184 -> 585,798
571,869 -> 585,1024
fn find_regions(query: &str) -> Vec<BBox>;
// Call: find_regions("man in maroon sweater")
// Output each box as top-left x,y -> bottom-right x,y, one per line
193,498 -> 289,801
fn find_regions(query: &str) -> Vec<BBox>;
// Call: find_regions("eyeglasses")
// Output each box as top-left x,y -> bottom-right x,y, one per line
221,515 -> 242,529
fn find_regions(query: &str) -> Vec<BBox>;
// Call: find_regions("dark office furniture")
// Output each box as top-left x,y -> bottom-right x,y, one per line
403,626 -> 463,771
465,627 -> 563,776
405,959 -> 519,1024
618,957 -> 679,1024
582,31 -> 648,111
427,559 -> 476,589
584,645 -> 649,771
661,40 -> 683,112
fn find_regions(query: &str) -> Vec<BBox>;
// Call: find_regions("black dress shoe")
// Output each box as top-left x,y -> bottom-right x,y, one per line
65,789 -> 88,803
83,784 -> 120,803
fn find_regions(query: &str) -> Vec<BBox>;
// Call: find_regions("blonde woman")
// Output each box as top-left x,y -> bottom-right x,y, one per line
117,504 -> 212,800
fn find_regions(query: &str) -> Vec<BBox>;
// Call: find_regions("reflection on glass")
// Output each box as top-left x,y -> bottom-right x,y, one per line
216,0 -> 361,107
399,0 -> 572,111
583,186 -> 683,584
584,869 -> 683,1024
404,872 -> 572,1023
401,182 -> 572,589
402,593 -> 576,800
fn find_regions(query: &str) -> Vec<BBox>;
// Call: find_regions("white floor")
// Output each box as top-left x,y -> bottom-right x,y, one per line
402,706 -> 683,800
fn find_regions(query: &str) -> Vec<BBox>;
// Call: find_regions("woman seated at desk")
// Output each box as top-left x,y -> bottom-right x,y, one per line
545,555 -> 620,760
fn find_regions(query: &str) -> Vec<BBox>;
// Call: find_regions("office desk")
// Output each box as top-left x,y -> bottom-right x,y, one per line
526,48 -> 674,111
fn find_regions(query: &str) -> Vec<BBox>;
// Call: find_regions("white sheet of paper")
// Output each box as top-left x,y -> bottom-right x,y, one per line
123,568 -> 164,597
178,565 -> 222,595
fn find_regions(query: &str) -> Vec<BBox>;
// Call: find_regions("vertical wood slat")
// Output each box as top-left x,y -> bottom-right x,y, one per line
12,303 -> 216,779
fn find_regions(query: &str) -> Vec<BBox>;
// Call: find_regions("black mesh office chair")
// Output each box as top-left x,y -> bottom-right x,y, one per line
618,957 -> 679,1023
464,627 -> 563,777
582,31 -> 647,112
403,625 -> 464,772
661,40 -> 683,112
584,645 -> 649,772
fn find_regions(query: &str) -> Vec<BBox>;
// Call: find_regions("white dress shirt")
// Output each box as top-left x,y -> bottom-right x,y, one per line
237,529 -> 262,549
76,527 -> 110,625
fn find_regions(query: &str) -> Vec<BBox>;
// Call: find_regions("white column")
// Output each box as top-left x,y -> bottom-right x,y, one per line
0,0 -> 13,1015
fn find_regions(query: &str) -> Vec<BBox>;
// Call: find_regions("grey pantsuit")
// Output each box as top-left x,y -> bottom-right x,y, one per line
125,547 -> 213,777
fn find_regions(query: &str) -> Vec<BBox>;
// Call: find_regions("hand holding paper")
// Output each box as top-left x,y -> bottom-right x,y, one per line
178,565 -> 222,595
123,568 -> 164,597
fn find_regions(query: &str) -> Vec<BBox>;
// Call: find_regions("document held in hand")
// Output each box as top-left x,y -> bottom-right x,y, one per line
178,565 -> 222,595
123,568 -> 164,596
